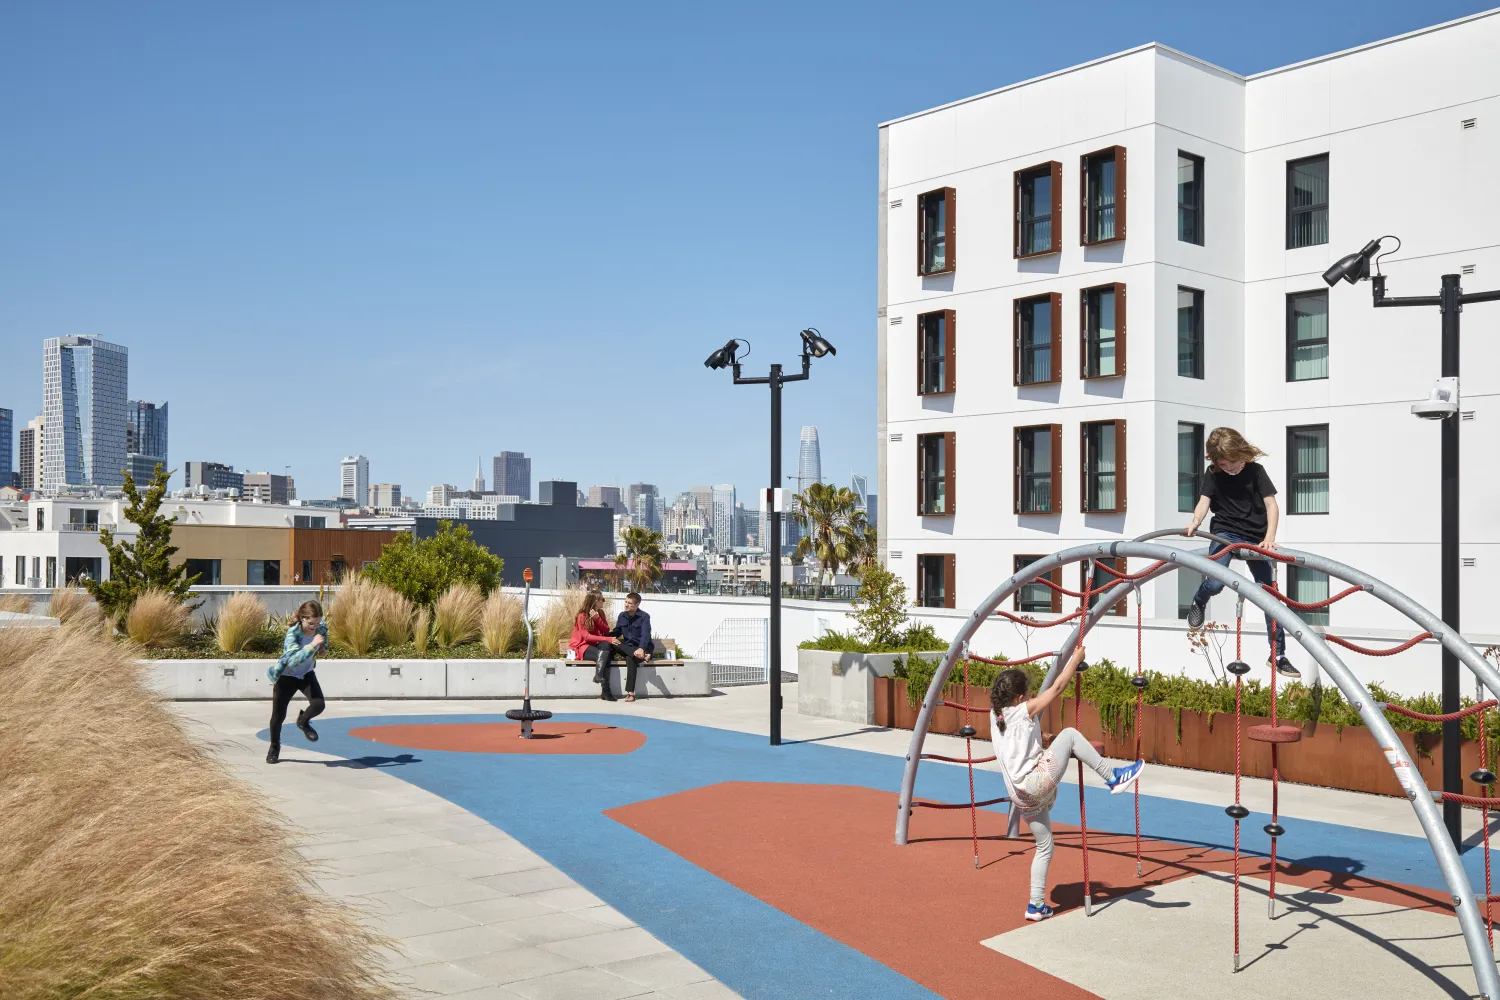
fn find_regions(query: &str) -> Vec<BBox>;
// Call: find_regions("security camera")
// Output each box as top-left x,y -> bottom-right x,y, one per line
1412,377 -> 1459,420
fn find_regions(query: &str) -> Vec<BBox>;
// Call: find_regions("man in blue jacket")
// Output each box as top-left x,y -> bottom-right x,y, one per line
599,591 -> 653,703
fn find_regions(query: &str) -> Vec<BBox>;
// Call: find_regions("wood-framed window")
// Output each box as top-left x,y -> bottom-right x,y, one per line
917,309 -> 955,395
1177,286 -> 1204,379
1014,424 -> 1061,514
917,432 -> 955,516
1288,566 -> 1331,626
917,553 -> 955,609
1287,424 -> 1329,514
1015,555 -> 1062,614
1081,283 -> 1125,378
1014,161 -> 1062,257
918,187 -> 956,275
1178,151 -> 1204,245
1014,293 -> 1061,386
1287,289 -> 1329,381
1080,146 -> 1126,245
1287,154 -> 1329,249
1084,558 -> 1128,616
1177,422 -> 1204,513
1081,419 -> 1126,513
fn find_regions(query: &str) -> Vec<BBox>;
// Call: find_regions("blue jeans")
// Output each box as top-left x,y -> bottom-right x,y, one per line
1190,531 -> 1286,658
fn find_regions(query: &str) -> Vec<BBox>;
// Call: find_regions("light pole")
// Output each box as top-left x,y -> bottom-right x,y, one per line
706,329 -> 836,746
1324,237 -> 1500,846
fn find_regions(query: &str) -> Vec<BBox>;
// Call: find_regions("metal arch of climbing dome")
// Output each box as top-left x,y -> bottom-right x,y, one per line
891,534 -> 1500,1000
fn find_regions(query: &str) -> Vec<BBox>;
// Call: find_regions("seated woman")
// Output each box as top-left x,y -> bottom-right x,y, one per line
568,591 -> 619,702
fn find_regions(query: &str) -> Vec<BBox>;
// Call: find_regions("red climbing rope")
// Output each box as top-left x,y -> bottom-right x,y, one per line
921,752 -> 998,764
1323,632 -> 1434,657
1034,576 -> 1104,599
911,796 -> 1009,810
1382,700 -> 1496,723
962,654 -> 981,870
1134,592 -> 1144,878
1092,558 -> 1169,582
967,650 -> 1057,667
1262,583 -> 1365,611
940,699 -> 990,712
992,607 -> 1089,628
1441,792 -> 1500,809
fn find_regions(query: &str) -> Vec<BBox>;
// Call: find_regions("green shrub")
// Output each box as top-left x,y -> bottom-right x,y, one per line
800,622 -> 950,654
361,521 -> 502,607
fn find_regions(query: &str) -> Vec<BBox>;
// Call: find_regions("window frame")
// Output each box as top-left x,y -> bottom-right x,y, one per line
916,431 -> 956,517
917,187 -> 956,276
917,553 -> 956,609
1080,419 -> 1127,514
1285,288 -> 1330,383
1080,282 -> 1127,379
1177,422 -> 1204,514
1014,292 -> 1062,386
1286,154 -> 1329,249
1177,285 -> 1204,380
916,309 -> 956,395
1177,151 -> 1204,245
1288,566 -> 1331,626
1014,161 -> 1063,258
1014,555 -> 1062,615
1013,424 -> 1062,515
1286,423 -> 1330,515
1084,558 -> 1128,616
1080,145 -> 1127,246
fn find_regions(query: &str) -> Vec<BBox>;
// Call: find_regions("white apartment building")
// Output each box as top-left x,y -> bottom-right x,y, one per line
341,455 -> 370,506
877,12 -> 1500,662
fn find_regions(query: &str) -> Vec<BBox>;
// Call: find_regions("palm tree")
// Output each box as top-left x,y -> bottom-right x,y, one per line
851,521 -> 879,575
792,483 -> 864,599
615,527 -> 665,592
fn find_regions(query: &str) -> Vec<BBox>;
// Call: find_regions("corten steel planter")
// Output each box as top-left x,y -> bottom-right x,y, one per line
874,678 -> 1498,800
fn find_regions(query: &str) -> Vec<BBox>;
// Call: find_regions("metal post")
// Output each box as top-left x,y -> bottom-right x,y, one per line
1441,272 -> 1463,846
769,364 -> 783,747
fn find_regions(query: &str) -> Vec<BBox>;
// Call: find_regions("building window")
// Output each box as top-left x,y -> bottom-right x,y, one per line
184,558 -> 222,586
1287,154 -> 1329,249
1081,284 -> 1125,378
1178,152 -> 1204,245
68,508 -> 100,528
248,560 -> 281,586
917,433 -> 955,516
1014,293 -> 1060,385
917,310 -> 955,395
1015,555 -> 1061,614
1081,146 -> 1125,244
1014,425 -> 1060,514
1287,425 -> 1329,514
64,557 -> 101,584
13,556 -> 22,587
1178,287 -> 1204,379
1081,420 -> 1126,513
1085,558 -> 1128,616
917,187 -> 955,276
45,557 -> 57,589
330,558 -> 347,581
301,559 -> 313,583
1287,290 -> 1329,381
1178,422 -> 1204,513
1014,162 -> 1061,257
1288,566 -> 1331,626
917,553 -> 955,609
36,509 -> 44,531
1177,570 -> 1203,619
294,514 -> 327,529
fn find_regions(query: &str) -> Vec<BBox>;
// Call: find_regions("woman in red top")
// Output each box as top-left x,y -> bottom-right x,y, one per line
569,591 -> 620,701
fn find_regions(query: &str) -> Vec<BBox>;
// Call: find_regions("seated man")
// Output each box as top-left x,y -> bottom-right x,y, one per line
598,591 -> 653,703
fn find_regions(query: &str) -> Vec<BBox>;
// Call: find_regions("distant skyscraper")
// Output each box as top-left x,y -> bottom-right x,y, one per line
627,482 -> 657,512
866,493 -> 879,532
797,426 -> 822,492
19,416 -> 42,492
184,461 -> 243,493
493,452 -> 532,501
588,484 -> 626,515
42,336 -> 129,492
244,471 -> 296,504
341,455 -> 370,505
632,492 -> 663,533
851,473 -> 869,507
125,400 -> 168,483
0,408 -> 11,489
712,484 -> 735,551
733,501 -> 749,547
472,457 -> 485,492
370,483 -> 402,508
428,483 -> 456,505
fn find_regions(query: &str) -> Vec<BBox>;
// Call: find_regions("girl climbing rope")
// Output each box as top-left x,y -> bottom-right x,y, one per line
988,646 -> 1145,922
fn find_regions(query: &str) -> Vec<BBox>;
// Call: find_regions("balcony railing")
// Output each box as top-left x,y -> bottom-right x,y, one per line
59,520 -> 116,532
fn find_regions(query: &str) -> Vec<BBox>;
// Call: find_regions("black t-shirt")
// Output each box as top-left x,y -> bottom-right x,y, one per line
1199,461 -> 1277,540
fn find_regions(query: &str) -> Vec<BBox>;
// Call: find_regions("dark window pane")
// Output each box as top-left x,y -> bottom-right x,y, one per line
1177,287 -> 1203,379
1289,566 -> 1330,625
1020,170 -> 1052,254
919,555 -> 946,608
1085,287 -> 1117,377
1288,290 -> 1329,381
1018,429 -> 1052,513
1085,152 -> 1116,242
1019,297 -> 1052,384
921,192 -> 948,273
1288,425 -> 1329,514
1287,155 -> 1329,249
1177,153 -> 1203,245
920,435 -> 947,515
920,313 -> 947,393
1015,556 -> 1051,613
1177,423 -> 1203,513
1084,423 -> 1118,511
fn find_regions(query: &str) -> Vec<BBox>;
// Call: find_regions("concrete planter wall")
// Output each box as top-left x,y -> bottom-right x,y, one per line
797,650 -> 943,725
144,658 -> 713,700
873,677 -> 1497,800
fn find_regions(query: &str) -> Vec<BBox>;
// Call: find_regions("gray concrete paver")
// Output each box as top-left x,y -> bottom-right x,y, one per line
540,927 -> 673,965
499,967 -> 654,1000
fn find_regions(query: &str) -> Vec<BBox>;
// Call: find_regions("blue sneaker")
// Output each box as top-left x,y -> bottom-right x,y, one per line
1107,759 -> 1145,794
1025,902 -> 1054,922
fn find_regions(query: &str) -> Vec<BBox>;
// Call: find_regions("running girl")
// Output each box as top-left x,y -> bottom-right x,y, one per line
265,600 -> 329,764
989,648 -> 1144,922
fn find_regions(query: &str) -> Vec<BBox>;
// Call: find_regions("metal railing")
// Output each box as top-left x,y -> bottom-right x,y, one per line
696,618 -> 769,687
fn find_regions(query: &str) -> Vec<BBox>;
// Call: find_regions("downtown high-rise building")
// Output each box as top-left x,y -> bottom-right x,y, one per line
472,458 -> 486,492
0,408 -> 11,489
42,336 -> 129,493
712,483 -> 735,551
493,452 -> 531,501
125,400 -> 169,484
19,416 -> 43,492
184,461 -> 244,493
341,455 -> 370,505
783,425 -> 823,552
588,484 -> 626,515
244,471 -> 296,504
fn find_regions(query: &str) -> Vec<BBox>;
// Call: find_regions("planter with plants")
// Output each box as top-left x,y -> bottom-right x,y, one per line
797,565 -> 948,724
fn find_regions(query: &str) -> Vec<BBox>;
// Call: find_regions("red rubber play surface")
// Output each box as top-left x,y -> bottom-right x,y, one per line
606,782 -> 1455,1000
350,721 -> 646,754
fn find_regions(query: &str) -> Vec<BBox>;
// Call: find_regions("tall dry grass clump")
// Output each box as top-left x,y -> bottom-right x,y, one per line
1,593 -> 37,615
46,586 -> 96,625
432,583 -> 483,648
535,584 -> 590,659
375,587 -> 413,648
215,591 -> 268,653
0,625 -> 399,1000
412,607 -> 432,654
124,588 -> 190,648
328,578 -> 382,656
480,592 -> 524,656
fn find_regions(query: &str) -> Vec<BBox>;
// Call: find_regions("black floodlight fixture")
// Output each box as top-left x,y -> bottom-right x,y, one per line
1322,237 -> 1387,286
703,339 -> 741,370
800,328 -> 836,358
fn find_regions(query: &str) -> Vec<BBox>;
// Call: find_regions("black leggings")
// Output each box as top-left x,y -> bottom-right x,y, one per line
269,672 -> 325,745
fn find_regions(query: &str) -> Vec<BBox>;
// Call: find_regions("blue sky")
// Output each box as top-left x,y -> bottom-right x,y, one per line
0,2 -> 1485,502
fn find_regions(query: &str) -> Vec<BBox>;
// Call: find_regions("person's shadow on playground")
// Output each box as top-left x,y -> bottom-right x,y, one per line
1052,882 -> 1191,914
317,754 -> 422,769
